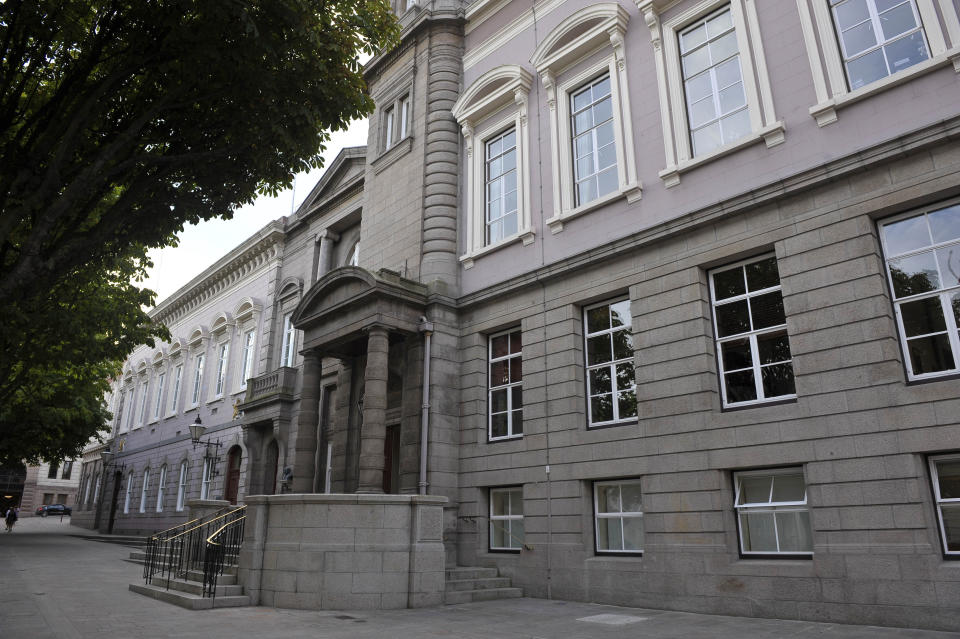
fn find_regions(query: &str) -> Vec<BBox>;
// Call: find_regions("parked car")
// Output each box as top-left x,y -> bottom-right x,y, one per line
35,504 -> 71,517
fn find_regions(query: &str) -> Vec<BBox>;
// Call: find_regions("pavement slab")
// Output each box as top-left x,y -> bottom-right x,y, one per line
1,517 -> 958,639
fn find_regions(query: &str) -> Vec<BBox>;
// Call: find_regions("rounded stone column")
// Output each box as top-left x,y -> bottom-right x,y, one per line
357,325 -> 390,493
290,350 -> 321,493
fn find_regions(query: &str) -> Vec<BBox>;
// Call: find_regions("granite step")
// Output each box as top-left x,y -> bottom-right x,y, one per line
445,577 -> 512,591
146,576 -> 244,597
445,566 -> 498,581
443,587 -> 523,605
128,583 -> 250,610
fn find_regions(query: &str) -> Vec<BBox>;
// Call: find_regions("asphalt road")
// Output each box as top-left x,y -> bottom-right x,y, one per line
1,516 -> 957,638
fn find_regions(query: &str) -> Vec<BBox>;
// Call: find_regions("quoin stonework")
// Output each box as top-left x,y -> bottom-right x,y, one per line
73,0 -> 960,631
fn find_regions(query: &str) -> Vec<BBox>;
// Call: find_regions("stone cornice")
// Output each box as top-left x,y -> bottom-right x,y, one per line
151,222 -> 286,326
457,114 -> 960,309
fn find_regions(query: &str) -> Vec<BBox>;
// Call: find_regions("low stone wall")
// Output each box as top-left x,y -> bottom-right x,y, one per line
238,493 -> 447,610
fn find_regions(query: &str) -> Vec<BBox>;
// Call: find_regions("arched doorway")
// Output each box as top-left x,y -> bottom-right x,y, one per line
225,446 -> 243,505
265,440 -> 279,495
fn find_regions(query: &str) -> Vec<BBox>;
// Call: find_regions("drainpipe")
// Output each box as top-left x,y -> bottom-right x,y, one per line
418,317 -> 434,495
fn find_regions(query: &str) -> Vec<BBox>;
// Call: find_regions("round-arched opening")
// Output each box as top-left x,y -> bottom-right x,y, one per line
225,445 -> 243,505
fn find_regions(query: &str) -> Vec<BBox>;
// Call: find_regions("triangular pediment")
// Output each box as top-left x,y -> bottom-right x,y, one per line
295,146 -> 367,219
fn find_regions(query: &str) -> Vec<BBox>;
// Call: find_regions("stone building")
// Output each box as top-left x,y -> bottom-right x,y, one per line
18,460 -> 81,515
83,0 -> 960,630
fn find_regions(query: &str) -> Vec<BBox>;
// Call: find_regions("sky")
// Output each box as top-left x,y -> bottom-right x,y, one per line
142,119 -> 370,305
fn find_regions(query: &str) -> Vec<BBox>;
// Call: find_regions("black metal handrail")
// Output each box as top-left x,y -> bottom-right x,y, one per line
142,508 -> 228,582
202,514 -> 246,603
144,506 -> 246,596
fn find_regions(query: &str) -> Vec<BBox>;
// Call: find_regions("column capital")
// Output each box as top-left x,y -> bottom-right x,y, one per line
316,228 -> 340,243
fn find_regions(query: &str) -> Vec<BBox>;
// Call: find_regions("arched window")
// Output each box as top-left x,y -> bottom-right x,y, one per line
139,468 -> 151,513
200,458 -> 212,500
156,465 -> 167,512
92,471 -> 101,508
176,461 -> 188,512
348,241 -> 360,267
123,472 -> 134,514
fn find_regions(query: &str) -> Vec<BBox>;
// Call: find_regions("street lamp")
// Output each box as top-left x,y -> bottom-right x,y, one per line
190,416 -> 223,489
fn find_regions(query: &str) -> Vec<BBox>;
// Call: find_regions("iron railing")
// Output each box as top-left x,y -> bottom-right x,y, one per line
202,513 -> 246,602
143,506 -> 246,598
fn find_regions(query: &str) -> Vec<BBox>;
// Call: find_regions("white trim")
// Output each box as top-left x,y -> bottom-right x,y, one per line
156,465 -> 167,513
638,0 -> 784,186
488,328 -> 524,441
139,468 -> 150,513
463,0 -> 567,70
593,479 -> 644,554
166,363 -> 183,418
489,486 -> 524,551
536,15 -> 643,228
176,461 -> 188,512
200,458 -> 212,500
734,468 -> 813,556
123,472 -> 133,514
583,298 -> 637,427
929,454 -> 960,556
803,0 -> 956,126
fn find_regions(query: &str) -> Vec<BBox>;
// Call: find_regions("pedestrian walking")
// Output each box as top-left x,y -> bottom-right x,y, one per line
5,506 -> 18,532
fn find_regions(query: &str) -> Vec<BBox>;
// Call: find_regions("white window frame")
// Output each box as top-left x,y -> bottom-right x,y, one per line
583,298 -> 637,427
82,471 -> 93,506
384,105 -> 395,150
123,472 -> 133,514
139,468 -> 150,513
878,203 -> 960,381
453,65 -> 535,268
709,253 -> 796,408
637,0 -> 784,187
733,467 -> 813,557
796,0 -> 958,127
168,363 -> 183,416
399,95 -> 410,140
191,353 -> 205,406
488,328 -> 523,441
136,380 -> 149,428
214,341 -> 229,398
156,465 -> 167,513
532,4 -> 641,232
489,486 -> 524,551
92,471 -> 101,506
200,458 -> 212,500
115,390 -> 127,434
152,371 -> 166,421
381,92 -> 411,154
238,329 -> 256,390
280,312 -> 296,367
929,453 -> 960,556
176,461 -> 188,512
593,479 -> 644,554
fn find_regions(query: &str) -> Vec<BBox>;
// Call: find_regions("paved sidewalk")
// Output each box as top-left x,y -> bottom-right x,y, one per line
1,518 -> 957,638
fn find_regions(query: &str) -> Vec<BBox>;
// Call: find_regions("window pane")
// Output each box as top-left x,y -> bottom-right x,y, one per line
683,46 -> 712,78
577,176 -> 598,205
680,23 -> 707,51
942,504 -> 960,551
706,8 -> 733,36
884,30 -> 928,73
597,167 -> 619,199
715,56 -> 742,88
879,2 -> 916,39
716,300 -> 751,337
616,362 -> 635,389
609,300 -> 630,327
598,145 -> 617,171
772,473 -> 806,502
597,518 -> 623,551
612,329 -> 633,360
502,211 -> 518,238
900,297 -> 947,336
573,110 -> 593,135
618,389 -> 637,419
776,510 -> 813,552
889,252 -> 940,297
589,367 -> 612,395
510,331 -> 522,354
491,361 -> 509,386
587,306 -> 610,333
591,395 -> 614,423
746,256 -> 780,290
491,413 -> 508,438
846,48 -> 888,89
842,20 -> 877,56
761,363 -> 795,397
722,338 -> 753,371
512,384 -> 523,407
510,520 -> 524,548
740,512 -> 778,551
907,334 -> 955,375
935,460 -> 960,499
692,121 -> 722,156
512,409 -> 523,435
587,335 -> 613,365
689,97 -> 716,129
884,214 -> 931,255
725,370 -> 757,402
596,484 -> 620,513
739,475 -> 772,505
596,120 -> 615,147
594,96 -> 613,124
718,82 -> 745,114
491,521 -> 508,548
713,267 -> 746,299
491,388 -> 508,413
623,516 -> 644,550
685,73 -> 713,103
757,331 -> 791,364
709,31 -> 738,62
835,0 -> 870,30
621,483 -> 643,512
502,130 -> 516,149
929,205 -> 960,244
953,293 -> 960,328
719,108 -> 751,145
750,291 -> 786,329
510,357 -> 522,383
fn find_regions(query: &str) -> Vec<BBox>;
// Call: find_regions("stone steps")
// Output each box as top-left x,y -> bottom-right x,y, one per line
444,566 -> 522,604
147,575 -> 245,597
128,583 -> 251,610
72,533 -> 148,548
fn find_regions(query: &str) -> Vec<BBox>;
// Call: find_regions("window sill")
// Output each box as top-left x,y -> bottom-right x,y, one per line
586,418 -> 638,431
809,49 -> 960,127
546,183 -> 641,234
371,136 -> 413,174
207,395 -> 224,405
721,395 -> 797,412
659,121 -> 786,188
164,411 -> 178,420
487,434 -> 524,444
185,405 -> 199,413
460,230 -> 535,270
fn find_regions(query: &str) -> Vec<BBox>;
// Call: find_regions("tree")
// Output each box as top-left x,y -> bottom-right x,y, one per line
0,0 -> 398,464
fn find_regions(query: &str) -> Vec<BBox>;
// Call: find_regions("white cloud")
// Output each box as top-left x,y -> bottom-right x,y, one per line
144,119 -> 369,305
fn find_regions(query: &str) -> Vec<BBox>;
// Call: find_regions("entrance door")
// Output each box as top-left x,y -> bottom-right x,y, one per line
225,446 -> 242,505
107,471 -> 122,534
382,424 -> 401,494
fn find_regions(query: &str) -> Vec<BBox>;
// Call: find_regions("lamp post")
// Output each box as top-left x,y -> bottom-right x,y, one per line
190,416 -> 222,499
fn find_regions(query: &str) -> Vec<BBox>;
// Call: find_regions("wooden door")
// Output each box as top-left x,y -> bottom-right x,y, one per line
382,425 -> 400,494
225,447 -> 242,505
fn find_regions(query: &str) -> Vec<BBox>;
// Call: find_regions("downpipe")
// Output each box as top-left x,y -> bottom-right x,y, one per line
418,316 -> 434,495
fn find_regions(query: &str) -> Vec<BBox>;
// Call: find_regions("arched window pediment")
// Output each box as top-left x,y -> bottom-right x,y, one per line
211,311 -> 235,336
530,3 -> 629,75
452,65 -> 533,128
